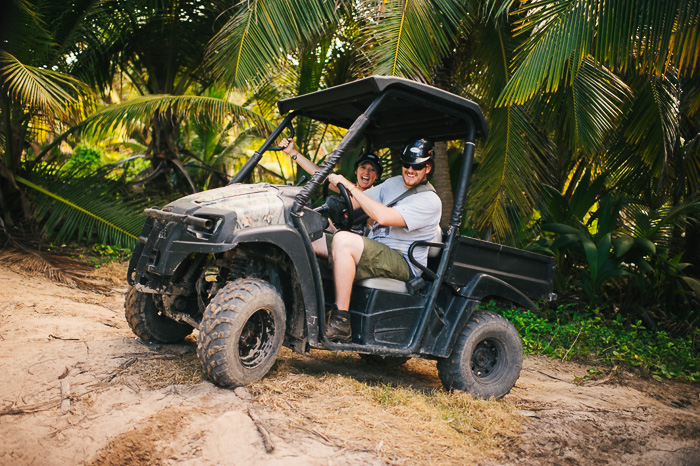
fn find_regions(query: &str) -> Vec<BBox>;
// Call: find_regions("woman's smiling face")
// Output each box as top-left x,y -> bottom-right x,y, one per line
355,162 -> 379,189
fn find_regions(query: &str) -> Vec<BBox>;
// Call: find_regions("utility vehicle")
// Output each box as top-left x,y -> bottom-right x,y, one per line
126,76 -> 555,399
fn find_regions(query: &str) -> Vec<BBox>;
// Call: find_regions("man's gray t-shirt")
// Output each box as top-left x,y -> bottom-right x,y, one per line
364,176 -> 442,277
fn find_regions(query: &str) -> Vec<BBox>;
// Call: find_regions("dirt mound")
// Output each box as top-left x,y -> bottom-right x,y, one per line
1,266 -> 698,465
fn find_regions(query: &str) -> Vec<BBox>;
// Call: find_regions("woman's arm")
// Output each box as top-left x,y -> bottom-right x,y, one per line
281,138 -> 320,176
282,138 -> 344,193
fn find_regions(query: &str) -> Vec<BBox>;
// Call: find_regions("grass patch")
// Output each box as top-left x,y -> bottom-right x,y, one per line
119,347 -> 204,390
248,349 -> 522,465
488,302 -> 700,383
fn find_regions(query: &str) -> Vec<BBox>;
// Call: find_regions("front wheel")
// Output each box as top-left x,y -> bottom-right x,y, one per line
197,278 -> 286,387
124,287 -> 193,343
436,311 -> 523,400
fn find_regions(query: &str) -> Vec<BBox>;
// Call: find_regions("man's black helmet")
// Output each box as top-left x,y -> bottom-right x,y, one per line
401,138 -> 435,165
354,152 -> 383,177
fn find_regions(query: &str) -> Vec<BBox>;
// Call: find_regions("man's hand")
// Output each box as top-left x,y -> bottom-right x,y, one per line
327,173 -> 353,191
329,173 -> 406,228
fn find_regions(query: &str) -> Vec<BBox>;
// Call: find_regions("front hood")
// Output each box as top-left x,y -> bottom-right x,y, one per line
166,183 -> 302,229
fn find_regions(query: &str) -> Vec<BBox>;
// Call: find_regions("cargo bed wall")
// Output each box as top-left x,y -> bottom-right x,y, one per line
447,236 -> 556,301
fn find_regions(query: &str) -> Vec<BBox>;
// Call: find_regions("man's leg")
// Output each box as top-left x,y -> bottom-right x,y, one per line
311,235 -> 329,258
330,231 -> 365,310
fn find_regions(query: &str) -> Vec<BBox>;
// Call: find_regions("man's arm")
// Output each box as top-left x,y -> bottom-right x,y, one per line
328,174 -> 406,227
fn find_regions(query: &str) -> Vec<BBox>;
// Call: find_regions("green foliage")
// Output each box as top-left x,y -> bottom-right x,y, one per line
490,303 -> 700,383
18,163 -> 152,248
537,168 -> 700,330
91,243 -> 133,265
46,242 -> 133,268
65,143 -> 103,171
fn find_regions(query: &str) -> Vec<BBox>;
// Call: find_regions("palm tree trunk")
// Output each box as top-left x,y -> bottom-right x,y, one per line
432,140 -> 454,228
432,59 -> 455,228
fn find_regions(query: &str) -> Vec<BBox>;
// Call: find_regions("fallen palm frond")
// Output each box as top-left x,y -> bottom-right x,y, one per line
0,228 -> 113,293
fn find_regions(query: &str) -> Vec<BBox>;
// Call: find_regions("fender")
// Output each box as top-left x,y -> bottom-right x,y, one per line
421,274 -> 535,358
458,273 -> 537,310
227,225 -> 318,328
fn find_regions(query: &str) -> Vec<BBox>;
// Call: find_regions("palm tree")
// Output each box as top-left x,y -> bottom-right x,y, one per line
0,1 -> 96,229
204,1 -> 556,240
59,0 -> 240,194
489,0 -> 700,264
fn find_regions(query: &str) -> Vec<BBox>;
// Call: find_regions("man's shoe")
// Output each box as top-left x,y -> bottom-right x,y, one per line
326,306 -> 352,342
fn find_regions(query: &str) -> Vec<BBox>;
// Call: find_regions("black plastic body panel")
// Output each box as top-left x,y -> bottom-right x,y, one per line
348,288 -> 426,347
447,236 -> 556,302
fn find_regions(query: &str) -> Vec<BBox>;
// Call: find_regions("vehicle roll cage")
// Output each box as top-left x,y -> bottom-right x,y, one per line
231,77 -> 485,353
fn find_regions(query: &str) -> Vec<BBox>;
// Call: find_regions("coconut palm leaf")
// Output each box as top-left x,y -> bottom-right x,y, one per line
453,16 -> 550,242
206,0 -> 348,89
0,51 -> 92,119
16,165 -> 152,248
497,0 -> 700,106
366,0 -> 467,80
606,73 -> 681,200
534,57 -> 631,159
470,104 -> 550,241
79,94 -> 275,141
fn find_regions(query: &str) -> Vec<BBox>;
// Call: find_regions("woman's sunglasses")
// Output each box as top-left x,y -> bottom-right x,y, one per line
402,162 -> 428,171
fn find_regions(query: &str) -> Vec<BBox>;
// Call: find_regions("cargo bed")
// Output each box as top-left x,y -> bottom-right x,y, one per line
443,236 -> 556,302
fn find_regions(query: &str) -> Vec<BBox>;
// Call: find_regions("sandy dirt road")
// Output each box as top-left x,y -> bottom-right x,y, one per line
1,266 -> 698,465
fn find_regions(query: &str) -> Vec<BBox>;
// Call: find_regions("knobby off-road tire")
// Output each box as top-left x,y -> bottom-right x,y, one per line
124,287 -> 194,343
197,278 -> 286,387
436,311 -> 523,400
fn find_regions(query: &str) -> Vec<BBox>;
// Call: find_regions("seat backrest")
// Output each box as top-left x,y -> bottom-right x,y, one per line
427,227 -> 444,258
356,227 -> 444,293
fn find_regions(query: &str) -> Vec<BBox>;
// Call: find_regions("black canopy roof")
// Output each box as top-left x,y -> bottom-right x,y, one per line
277,76 -> 487,148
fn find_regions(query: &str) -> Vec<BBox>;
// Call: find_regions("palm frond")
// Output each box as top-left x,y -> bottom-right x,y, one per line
16,165 -> 151,248
206,0 -> 346,89
499,0 -> 700,105
0,0 -> 54,64
470,104 -> 550,242
0,50 -> 94,120
80,94 -> 275,141
367,0 -> 467,79
454,17 -> 550,242
606,73 -> 681,199
0,243 -> 111,293
532,57 -> 630,158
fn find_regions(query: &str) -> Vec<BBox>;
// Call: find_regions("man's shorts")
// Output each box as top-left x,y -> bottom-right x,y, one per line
326,233 -> 411,282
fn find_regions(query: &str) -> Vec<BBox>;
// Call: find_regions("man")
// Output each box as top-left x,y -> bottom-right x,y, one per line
314,138 -> 442,342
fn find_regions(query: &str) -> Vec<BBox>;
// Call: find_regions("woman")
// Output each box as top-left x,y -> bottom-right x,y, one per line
281,138 -> 382,192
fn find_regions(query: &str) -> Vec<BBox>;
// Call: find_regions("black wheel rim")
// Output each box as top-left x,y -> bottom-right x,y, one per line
238,308 -> 276,368
471,339 -> 503,380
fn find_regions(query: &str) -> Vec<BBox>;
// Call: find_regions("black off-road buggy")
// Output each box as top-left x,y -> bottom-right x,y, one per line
126,76 -> 555,399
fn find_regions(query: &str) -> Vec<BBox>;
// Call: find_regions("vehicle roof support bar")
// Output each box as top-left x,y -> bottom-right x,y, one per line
228,112 -> 297,185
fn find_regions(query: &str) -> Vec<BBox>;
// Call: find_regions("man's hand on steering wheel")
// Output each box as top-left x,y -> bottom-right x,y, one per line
325,174 -> 356,231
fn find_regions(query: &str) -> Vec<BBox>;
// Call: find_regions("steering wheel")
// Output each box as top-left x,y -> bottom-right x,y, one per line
321,182 -> 355,231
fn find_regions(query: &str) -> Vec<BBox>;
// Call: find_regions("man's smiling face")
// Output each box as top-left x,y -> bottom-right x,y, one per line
401,161 -> 432,188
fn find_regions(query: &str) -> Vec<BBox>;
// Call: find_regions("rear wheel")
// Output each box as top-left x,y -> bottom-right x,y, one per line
197,278 -> 286,387
124,287 -> 193,343
436,311 -> 522,400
